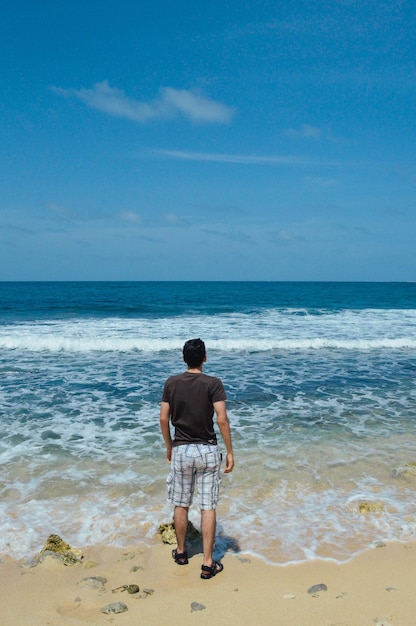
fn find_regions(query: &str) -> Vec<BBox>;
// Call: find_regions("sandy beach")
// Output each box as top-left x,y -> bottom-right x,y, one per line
1,539 -> 415,626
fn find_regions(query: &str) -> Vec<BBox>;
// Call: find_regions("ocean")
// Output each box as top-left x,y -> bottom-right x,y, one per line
1,281 -> 416,564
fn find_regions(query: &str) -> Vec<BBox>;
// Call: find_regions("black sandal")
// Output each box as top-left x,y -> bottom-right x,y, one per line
200,561 -> 223,579
172,549 -> 189,565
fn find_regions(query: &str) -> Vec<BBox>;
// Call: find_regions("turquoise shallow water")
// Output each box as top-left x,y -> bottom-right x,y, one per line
0,282 -> 416,562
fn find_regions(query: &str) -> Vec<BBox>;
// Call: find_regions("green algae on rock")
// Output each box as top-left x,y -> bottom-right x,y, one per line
358,501 -> 384,514
158,520 -> 201,545
38,534 -> 83,566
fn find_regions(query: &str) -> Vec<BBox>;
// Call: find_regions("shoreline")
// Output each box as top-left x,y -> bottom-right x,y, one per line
1,540 -> 415,625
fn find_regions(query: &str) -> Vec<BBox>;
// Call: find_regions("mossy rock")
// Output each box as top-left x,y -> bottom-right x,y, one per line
393,463 -> 416,481
158,523 -> 176,545
404,463 -> 416,474
158,521 -> 201,545
38,534 -> 83,565
358,501 -> 384,514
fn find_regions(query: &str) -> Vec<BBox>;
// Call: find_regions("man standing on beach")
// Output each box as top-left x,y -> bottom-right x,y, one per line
160,338 -> 234,579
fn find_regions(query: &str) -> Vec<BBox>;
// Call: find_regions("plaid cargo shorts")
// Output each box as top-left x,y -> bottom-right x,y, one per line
167,444 -> 222,510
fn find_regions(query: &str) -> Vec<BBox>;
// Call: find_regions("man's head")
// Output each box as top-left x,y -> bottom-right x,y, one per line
183,338 -> 206,368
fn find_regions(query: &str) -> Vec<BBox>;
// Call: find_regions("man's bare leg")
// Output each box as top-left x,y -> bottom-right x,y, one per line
201,509 -> 216,567
174,506 -> 188,554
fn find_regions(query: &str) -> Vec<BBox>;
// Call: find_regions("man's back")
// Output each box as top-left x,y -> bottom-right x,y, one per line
162,371 -> 226,445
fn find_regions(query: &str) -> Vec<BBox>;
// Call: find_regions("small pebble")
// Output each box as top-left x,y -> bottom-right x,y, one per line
283,594 -> 296,600
121,552 -> 136,561
131,588 -> 155,600
80,576 -> 107,591
112,584 -> 140,594
385,587 -> 395,592
130,565 -> 144,572
190,602 -> 206,612
21,558 -> 39,569
142,588 -> 154,596
238,557 -> 251,563
308,583 -> 328,594
101,602 -> 128,614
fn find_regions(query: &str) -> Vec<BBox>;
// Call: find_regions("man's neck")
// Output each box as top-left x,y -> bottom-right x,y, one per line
187,365 -> 203,374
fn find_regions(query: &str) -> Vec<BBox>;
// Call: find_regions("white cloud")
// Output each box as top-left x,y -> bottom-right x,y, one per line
52,81 -> 234,124
47,202 -> 84,222
269,229 -> 305,245
118,211 -> 142,224
161,87 -> 233,123
162,213 -> 190,227
156,150 -> 337,166
286,124 -> 322,140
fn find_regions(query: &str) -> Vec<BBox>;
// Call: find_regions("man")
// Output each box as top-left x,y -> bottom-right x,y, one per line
160,338 -> 234,580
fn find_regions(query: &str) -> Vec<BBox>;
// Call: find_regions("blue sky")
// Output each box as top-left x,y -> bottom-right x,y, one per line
1,0 -> 415,281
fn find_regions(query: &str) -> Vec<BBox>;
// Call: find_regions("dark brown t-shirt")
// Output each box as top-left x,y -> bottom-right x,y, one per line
162,372 -> 226,446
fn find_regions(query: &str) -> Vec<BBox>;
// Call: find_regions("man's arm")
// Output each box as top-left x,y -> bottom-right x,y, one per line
213,400 -> 234,473
160,401 -> 172,463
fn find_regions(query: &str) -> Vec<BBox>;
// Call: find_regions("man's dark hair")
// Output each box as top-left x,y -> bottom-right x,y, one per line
183,338 -> 206,368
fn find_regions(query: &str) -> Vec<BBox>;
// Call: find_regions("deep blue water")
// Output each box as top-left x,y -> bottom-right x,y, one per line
1,281 -> 416,321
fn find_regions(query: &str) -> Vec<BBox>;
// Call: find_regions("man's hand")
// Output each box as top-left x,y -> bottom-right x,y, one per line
166,444 -> 172,463
224,452 -> 234,473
